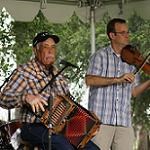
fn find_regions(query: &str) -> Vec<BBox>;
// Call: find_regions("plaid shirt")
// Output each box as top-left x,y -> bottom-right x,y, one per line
86,45 -> 140,127
0,59 -> 69,123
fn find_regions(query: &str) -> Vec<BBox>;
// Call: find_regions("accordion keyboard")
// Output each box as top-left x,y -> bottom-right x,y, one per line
52,102 -> 66,126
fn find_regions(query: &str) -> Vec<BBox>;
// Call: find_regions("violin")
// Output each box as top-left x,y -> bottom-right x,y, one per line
121,45 -> 150,75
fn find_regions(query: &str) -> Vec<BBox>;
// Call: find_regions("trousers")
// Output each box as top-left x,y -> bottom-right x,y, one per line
20,123 -> 100,150
92,125 -> 134,150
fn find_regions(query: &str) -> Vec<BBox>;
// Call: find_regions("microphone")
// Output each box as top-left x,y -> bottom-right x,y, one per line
60,60 -> 79,69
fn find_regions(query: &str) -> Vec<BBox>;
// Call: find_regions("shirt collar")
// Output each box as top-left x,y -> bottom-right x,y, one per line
32,58 -> 57,76
108,45 -> 120,57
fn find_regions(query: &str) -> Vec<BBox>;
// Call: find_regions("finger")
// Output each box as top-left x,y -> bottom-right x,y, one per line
126,76 -> 134,83
39,103 -> 45,112
32,105 -> 35,113
35,104 -> 39,112
124,77 -> 132,83
41,99 -> 48,106
125,76 -> 132,82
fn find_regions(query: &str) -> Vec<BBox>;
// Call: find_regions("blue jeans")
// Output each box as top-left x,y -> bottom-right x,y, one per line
20,123 -> 100,150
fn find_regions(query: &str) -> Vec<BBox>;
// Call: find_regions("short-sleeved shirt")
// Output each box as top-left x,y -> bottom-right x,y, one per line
86,45 -> 140,127
0,59 -> 69,123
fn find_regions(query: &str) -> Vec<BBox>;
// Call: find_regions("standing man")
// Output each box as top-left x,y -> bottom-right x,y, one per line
0,31 -> 100,150
85,18 -> 150,150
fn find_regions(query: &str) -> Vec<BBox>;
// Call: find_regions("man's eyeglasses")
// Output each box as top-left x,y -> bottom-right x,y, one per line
114,31 -> 130,36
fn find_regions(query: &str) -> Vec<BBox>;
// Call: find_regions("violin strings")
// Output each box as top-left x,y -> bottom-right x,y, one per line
134,53 -> 150,75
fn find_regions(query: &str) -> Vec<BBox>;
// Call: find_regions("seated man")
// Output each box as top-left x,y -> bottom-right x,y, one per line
0,32 -> 100,150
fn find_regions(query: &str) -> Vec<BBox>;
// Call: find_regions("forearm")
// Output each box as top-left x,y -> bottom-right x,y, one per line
132,80 -> 150,97
85,73 -> 135,86
0,92 -> 25,109
85,75 -> 120,86
0,72 -> 27,109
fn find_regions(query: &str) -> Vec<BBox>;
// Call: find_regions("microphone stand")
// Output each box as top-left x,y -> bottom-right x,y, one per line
39,65 -> 71,94
39,64 -> 71,150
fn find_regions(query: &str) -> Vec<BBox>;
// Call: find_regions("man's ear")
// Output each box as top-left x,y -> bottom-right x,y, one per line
33,47 -> 38,57
109,32 -> 116,40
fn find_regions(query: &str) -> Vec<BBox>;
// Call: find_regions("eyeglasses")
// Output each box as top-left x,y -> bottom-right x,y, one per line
114,31 -> 130,36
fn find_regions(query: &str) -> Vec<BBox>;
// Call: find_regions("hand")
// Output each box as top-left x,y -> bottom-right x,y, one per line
25,94 -> 48,113
118,73 -> 135,83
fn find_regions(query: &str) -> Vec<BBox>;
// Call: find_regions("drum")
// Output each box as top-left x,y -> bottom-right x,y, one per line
0,120 -> 22,150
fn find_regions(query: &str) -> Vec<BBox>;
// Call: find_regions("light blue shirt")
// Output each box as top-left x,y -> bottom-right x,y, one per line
86,45 -> 140,127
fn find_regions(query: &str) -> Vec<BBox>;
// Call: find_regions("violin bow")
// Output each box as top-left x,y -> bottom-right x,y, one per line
134,53 -> 150,75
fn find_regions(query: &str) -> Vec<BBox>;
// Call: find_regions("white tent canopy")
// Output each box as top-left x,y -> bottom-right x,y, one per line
1,0 -> 150,23
1,0 -> 150,53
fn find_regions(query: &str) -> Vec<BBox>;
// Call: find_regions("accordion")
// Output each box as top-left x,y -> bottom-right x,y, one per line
40,95 -> 101,149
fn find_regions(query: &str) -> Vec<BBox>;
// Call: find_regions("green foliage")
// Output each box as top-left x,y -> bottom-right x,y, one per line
56,13 -> 90,77
129,13 -> 150,56
95,13 -> 115,49
56,14 -> 91,99
0,8 -> 15,77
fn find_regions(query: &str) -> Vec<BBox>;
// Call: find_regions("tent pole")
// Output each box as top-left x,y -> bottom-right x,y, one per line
90,6 -> 96,54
